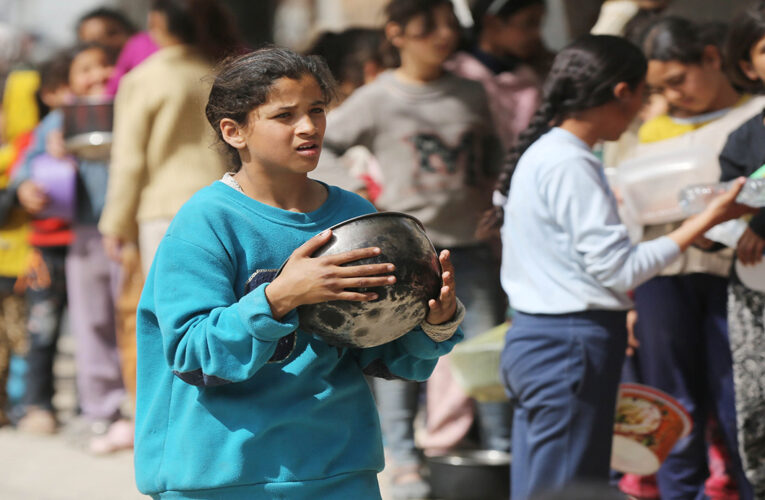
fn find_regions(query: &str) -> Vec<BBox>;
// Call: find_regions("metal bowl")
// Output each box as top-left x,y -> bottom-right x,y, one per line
284,212 -> 442,348
62,96 -> 113,161
427,450 -> 511,500
65,131 -> 113,161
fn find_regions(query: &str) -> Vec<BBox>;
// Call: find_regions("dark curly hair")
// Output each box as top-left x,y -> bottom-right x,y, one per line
151,0 -> 241,63
205,46 -> 337,171
725,1 -> 765,91
485,35 -> 646,230
640,16 -> 728,64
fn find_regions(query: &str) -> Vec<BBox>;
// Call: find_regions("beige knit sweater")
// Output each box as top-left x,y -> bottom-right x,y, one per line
98,45 -> 227,241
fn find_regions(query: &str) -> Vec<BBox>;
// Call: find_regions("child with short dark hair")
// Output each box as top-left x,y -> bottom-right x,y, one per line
76,6 -> 136,53
133,46 -> 464,499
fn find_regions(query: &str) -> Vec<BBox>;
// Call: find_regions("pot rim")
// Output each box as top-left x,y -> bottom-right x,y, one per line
427,449 -> 512,467
327,211 -> 426,233
275,211 -> 438,278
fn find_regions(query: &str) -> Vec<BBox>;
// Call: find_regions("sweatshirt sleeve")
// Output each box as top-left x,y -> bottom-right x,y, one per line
10,112 -> 60,187
311,87 -> 378,192
353,325 -> 464,382
542,159 -> 681,292
149,235 -> 299,386
98,73 -> 153,242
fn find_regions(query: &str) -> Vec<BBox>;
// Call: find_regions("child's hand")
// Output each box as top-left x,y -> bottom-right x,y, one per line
425,250 -> 457,325
265,229 -> 396,320
736,227 -> 765,265
46,130 -> 67,159
703,177 -> 757,226
102,235 -> 124,263
17,180 -> 49,214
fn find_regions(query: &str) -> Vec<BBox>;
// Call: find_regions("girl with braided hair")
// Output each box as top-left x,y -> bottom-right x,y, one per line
494,34 -> 754,499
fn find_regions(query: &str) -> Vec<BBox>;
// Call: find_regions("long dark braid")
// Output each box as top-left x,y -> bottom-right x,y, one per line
481,34 -> 646,232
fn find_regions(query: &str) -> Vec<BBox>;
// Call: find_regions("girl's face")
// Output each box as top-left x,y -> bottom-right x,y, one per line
69,48 -> 113,97
231,75 -> 327,176
78,17 -> 131,52
393,4 -> 460,68
645,48 -> 725,115
487,4 -> 545,60
740,34 -> 765,84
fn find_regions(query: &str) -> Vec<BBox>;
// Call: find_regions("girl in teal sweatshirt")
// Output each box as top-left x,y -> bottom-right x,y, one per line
133,47 -> 464,499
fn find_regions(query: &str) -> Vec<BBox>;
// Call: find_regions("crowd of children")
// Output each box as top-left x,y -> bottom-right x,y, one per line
2,0 -> 765,499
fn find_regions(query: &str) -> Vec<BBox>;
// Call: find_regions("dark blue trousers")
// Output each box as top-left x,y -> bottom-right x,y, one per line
501,310 -> 627,500
632,274 -> 752,500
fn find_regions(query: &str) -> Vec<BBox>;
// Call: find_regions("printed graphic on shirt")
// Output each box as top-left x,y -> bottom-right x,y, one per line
406,130 -> 492,190
245,269 -> 296,363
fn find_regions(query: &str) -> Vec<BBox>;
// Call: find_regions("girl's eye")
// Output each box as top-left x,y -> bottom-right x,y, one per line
310,107 -> 325,114
666,74 -> 685,87
274,112 -> 291,119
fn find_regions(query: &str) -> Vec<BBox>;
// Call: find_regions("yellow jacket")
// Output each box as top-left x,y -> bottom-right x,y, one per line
0,70 -> 39,278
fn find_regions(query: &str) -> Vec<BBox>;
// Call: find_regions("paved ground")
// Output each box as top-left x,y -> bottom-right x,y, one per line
0,332 -> 396,500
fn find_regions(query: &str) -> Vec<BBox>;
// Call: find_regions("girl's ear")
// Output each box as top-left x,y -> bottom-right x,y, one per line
613,81 -> 631,100
702,44 -> 722,71
739,59 -> 760,82
385,21 -> 404,49
220,118 -> 246,150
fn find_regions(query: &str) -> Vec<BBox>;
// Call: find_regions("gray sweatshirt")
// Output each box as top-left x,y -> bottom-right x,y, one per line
312,70 -> 502,248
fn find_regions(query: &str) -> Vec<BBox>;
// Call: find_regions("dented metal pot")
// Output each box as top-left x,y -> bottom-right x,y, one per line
283,212 -> 442,348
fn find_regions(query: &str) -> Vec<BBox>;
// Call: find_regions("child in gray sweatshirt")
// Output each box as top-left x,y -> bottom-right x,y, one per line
311,1 -> 509,498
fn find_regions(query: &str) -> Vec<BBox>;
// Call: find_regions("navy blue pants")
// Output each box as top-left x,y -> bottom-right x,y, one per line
501,310 -> 627,500
631,274 -> 752,500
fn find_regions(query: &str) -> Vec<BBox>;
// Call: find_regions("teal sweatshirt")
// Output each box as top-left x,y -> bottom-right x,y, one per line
134,180 -> 462,499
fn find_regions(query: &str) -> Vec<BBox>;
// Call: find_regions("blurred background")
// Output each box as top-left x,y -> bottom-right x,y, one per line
0,0 -> 751,66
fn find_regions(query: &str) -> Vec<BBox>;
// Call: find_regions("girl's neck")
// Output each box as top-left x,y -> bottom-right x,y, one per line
706,79 -> 740,114
558,118 -> 601,148
395,56 -> 444,83
234,167 -> 326,213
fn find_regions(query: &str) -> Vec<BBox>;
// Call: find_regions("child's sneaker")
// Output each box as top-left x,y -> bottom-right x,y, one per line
16,407 -> 57,434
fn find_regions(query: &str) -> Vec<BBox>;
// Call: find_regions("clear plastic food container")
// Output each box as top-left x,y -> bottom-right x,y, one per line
615,147 -> 720,225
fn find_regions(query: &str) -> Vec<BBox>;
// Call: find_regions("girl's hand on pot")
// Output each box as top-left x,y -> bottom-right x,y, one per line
265,229 -> 396,320
425,250 -> 457,325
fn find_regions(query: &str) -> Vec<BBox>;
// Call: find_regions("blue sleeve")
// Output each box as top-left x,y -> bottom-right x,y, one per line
10,112 -> 61,186
149,235 -> 299,386
353,325 -> 464,382
542,159 -> 680,292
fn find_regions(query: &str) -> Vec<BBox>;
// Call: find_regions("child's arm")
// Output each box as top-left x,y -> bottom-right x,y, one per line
11,115 -> 61,214
150,234 -> 301,385
150,230 -> 397,386
98,74 -> 153,244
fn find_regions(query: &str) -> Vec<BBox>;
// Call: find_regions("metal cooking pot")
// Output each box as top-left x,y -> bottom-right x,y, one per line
281,212 -> 442,348
427,450 -> 511,500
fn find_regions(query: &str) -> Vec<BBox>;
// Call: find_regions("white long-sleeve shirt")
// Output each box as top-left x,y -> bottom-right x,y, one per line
501,127 -> 681,314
